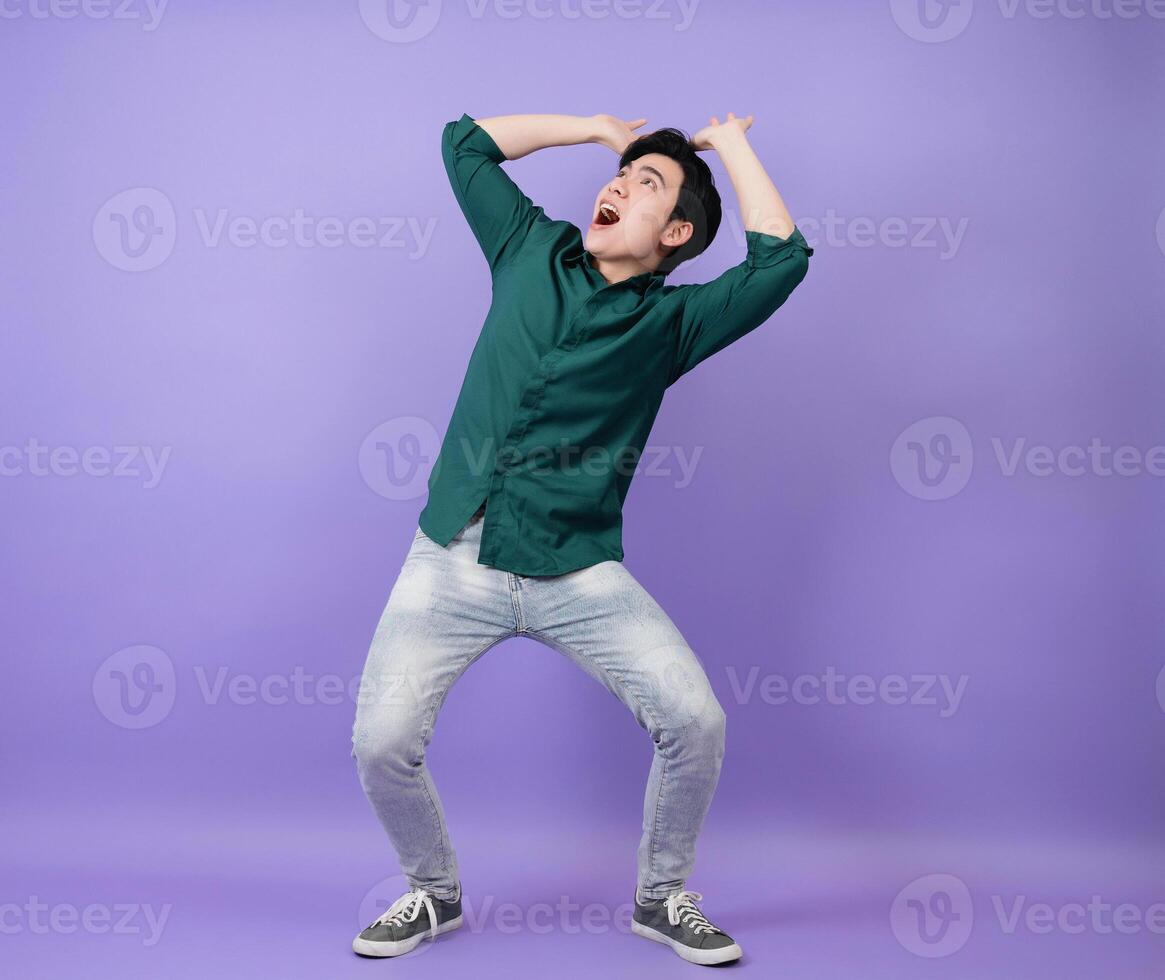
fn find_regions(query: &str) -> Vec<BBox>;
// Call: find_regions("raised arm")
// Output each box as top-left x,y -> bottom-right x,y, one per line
691,112 -> 796,238
474,113 -> 648,159
669,113 -> 813,384
442,112 -> 647,274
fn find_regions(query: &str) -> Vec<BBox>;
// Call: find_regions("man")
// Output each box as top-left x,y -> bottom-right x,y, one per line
351,110 -> 813,965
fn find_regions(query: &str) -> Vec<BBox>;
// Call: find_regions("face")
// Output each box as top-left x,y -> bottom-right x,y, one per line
584,152 -> 693,270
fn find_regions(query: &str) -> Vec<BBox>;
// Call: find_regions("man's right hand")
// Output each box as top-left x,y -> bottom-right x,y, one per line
591,115 -> 649,155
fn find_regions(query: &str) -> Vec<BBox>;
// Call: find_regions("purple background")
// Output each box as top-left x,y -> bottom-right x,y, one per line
3,1 -> 1163,976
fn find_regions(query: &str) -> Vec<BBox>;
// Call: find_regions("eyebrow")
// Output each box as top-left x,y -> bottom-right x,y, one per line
622,162 -> 667,189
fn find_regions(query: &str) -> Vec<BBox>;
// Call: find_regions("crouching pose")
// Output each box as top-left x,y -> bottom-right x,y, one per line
351,109 -> 813,966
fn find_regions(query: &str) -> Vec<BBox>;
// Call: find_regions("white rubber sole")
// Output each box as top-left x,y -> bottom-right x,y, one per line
352,915 -> 463,958
631,919 -> 742,965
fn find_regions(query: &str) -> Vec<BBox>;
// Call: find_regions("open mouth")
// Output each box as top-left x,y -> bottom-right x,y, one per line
595,201 -> 621,226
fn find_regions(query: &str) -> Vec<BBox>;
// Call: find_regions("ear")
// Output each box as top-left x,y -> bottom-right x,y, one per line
660,219 -> 694,251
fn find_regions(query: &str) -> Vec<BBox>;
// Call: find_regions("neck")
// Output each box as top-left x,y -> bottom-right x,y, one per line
588,251 -> 661,286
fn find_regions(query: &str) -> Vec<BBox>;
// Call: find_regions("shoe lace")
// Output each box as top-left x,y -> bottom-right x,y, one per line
372,887 -> 439,943
664,890 -> 721,935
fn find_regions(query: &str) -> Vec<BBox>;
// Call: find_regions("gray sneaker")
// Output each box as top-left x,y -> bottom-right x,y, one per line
352,883 -> 463,958
632,887 -> 743,965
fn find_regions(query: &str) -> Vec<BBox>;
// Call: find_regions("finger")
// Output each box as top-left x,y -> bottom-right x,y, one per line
626,117 -> 648,129
727,111 -> 736,120
710,116 -> 719,126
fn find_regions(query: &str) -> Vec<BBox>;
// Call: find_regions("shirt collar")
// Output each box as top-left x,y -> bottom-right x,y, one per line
572,247 -> 668,290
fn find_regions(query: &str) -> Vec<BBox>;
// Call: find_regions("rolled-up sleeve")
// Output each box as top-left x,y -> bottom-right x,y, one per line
668,226 -> 814,384
441,112 -> 547,275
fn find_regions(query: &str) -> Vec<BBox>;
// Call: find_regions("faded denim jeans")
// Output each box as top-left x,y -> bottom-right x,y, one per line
351,510 -> 726,902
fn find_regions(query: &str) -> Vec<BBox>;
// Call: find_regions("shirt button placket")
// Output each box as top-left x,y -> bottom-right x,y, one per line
486,287 -> 611,569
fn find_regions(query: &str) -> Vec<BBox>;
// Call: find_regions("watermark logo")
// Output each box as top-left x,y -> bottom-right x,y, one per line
891,873 -> 974,957
359,0 -> 444,42
1156,665 -> 1165,714
360,0 -> 699,40
93,188 -> 176,272
1155,206 -> 1165,258
889,0 -> 975,42
94,655 -> 421,730
94,190 -> 438,271
359,416 -> 442,500
891,416 -> 974,501
358,425 -> 707,502
357,873 -> 442,956
892,876 -> 1165,954
893,0 -> 1165,41
92,645 -> 177,730
893,418 -> 1165,500
642,642 -> 714,732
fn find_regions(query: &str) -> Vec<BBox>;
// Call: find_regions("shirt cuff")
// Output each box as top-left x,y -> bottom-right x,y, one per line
447,112 -> 507,164
745,225 -> 815,269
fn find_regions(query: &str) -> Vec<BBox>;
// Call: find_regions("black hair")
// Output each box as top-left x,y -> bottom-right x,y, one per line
618,128 -> 722,274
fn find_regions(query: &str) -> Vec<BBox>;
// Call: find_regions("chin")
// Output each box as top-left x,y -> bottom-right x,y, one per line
583,230 -> 610,254
585,227 -> 631,256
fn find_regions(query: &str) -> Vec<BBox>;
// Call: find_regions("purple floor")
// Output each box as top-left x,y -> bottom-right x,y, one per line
5,801 -> 1162,978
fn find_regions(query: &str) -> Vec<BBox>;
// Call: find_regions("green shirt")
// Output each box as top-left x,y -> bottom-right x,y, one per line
417,112 -> 814,576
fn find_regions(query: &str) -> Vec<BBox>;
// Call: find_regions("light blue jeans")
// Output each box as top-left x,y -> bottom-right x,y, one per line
351,510 -> 726,902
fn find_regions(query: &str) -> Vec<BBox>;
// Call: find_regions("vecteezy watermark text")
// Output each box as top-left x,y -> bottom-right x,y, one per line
726,666 -> 969,717
192,209 -> 437,253
0,897 -> 172,946
723,209 -> 971,261
1,440 -> 171,489
359,873 -> 636,950
0,0 -> 169,30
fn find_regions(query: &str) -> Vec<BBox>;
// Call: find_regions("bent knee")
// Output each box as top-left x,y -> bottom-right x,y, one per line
655,698 -> 726,756
352,717 -> 427,772
694,699 -> 727,752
